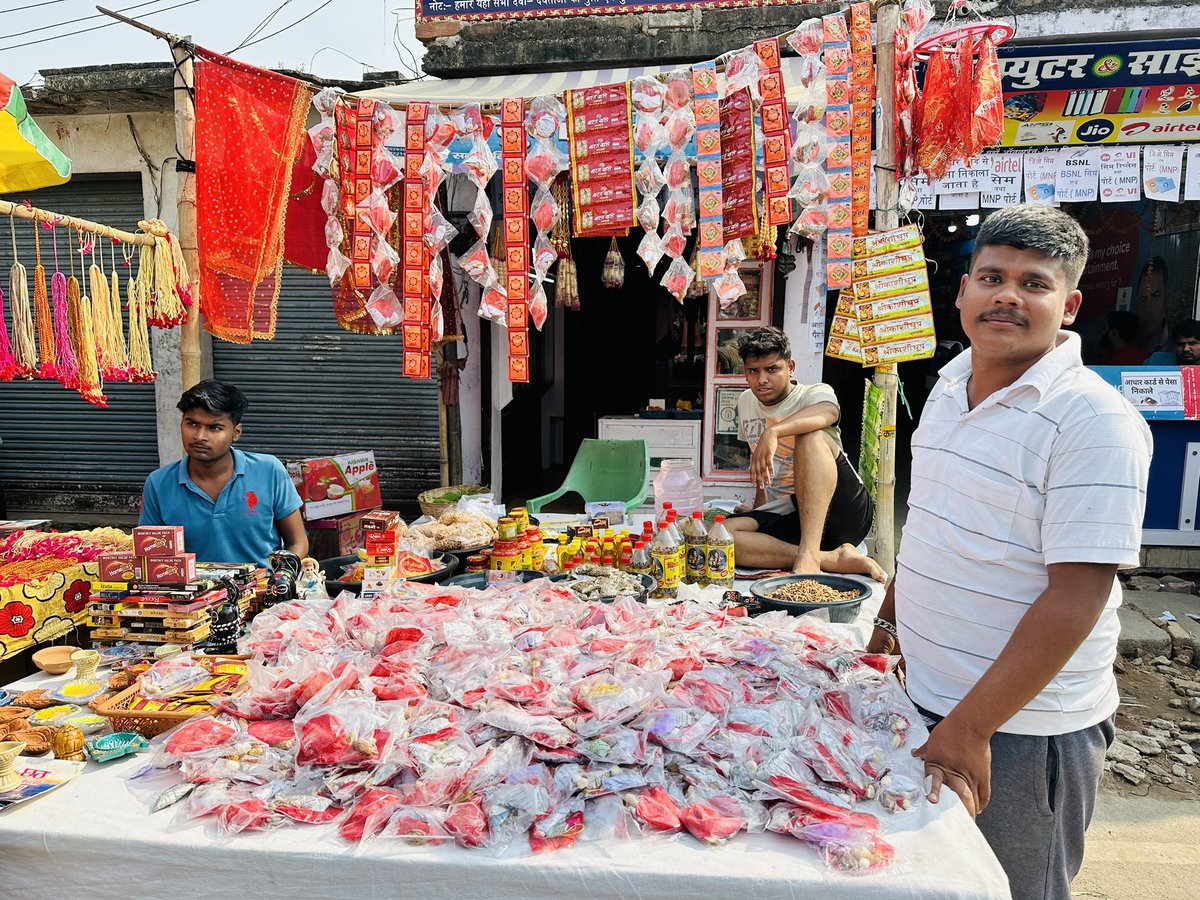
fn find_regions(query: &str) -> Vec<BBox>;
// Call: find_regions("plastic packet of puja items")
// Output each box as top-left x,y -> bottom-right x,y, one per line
790,165 -> 829,205
370,150 -> 402,193
710,270 -> 747,309
792,122 -> 828,167
370,238 -> 400,284
723,48 -> 761,98
633,784 -> 684,832
662,223 -> 687,259
478,284 -> 508,325
664,70 -> 692,111
664,107 -> 695,153
462,141 -> 498,188
664,154 -> 690,191
790,203 -> 830,240
365,284 -> 402,328
632,75 -> 667,115
527,95 -> 565,140
357,188 -> 397,236
635,157 -> 667,198
140,656 -> 209,699
425,209 -> 458,255
678,793 -> 746,846
636,232 -> 665,274
787,17 -> 824,57
424,109 -> 457,156
468,192 -> 494,237
476,698 -> 575,749
530,190 -> 560,233
460,239 -> 494,282
636,196 -> 661,233
485,778 -> 552,851
382,805 -> 453,846
635,118 -> 667,155
569,670 -> 666,722
294,694 -> 391,768
529,797 -> 586,853
660,255 -> 692,303
878,755 -> 924,814
532,233 -> 559,274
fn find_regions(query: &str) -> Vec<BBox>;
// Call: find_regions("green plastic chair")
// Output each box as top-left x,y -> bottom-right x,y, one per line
526,439 -> 650,514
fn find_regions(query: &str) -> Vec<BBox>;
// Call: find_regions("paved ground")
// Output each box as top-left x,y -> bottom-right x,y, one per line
1076,791 -> 1200,900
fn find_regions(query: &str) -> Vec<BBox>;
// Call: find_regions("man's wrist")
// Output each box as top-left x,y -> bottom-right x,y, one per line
872,617 -> 898,639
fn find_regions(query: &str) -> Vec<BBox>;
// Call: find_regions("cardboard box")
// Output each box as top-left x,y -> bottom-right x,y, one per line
136,553 -> 197,585
294,451 -> 382,521
133,525 -> 185,557
305,510 -> 370,560
364,533 -> 398,553
97,552 -> 136,582
362,509 -> 402,532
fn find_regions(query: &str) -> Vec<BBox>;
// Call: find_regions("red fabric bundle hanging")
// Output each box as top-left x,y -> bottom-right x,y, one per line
968,35 -> 1004,159
915,46 -> 961,181
194,47 -> 309,343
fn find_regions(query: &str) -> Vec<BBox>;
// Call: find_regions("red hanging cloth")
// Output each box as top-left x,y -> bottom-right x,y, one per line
194,47 -> 309,343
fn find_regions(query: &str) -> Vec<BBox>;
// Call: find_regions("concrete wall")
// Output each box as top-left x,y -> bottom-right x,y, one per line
38,110 -> 192,466
417,1 -> 1196,77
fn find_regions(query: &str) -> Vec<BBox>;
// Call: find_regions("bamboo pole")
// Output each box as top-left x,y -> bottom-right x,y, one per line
871,0 -> 901,577
96,6 -> 202,389
0,199 -> 155,246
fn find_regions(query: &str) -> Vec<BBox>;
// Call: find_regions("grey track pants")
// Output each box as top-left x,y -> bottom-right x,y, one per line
921,708 -> 1114,900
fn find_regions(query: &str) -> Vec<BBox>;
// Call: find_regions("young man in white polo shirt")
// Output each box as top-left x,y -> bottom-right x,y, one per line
868,205 -> 1152,899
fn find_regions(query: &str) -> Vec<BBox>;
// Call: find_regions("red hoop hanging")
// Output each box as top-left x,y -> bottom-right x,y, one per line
913,22 -> 1015,60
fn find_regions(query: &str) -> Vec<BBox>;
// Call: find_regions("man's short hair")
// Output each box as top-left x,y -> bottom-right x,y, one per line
1106,310 -> 1139,343
1171,319 -> 1200,343
971,206 -> 1090,291
1138,256 -> 1168,289
177,380 -> 249,425
737,326 -> 791,364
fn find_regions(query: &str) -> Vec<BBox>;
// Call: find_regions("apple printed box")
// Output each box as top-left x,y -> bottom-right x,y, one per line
297,451 -> 383,521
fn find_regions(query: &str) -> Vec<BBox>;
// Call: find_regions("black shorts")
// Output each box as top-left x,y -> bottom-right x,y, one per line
729,452 -> 874,551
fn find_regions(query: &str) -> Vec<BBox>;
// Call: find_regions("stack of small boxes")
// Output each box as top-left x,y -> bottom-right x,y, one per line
88,526 -> 260,650
360,510 -> 403,598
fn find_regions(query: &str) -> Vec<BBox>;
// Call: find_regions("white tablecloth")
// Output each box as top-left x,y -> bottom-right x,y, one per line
0,596 -> 1011,900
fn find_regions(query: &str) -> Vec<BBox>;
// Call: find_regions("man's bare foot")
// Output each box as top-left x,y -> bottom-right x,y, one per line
819,544 -> 887,583
792,552 -> 823,575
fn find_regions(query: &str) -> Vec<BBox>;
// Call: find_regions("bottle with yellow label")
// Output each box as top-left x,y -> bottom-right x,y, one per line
683,511 -> 709,586
649,520 -> 682,599
706,514 -> 735,588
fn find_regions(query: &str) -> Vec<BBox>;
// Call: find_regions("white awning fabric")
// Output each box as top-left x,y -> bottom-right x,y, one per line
354,58 -> 811,107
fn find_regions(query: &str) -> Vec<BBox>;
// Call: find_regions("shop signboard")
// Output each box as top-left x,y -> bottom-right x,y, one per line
418,0 -> 804,21
998,38 -> 1200,147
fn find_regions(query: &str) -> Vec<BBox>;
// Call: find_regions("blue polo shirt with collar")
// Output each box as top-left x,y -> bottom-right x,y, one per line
139,448 -> 303,567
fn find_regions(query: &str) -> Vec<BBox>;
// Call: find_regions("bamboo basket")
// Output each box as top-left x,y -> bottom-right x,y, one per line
417,484 -> 490,518
91,655 -> 250,738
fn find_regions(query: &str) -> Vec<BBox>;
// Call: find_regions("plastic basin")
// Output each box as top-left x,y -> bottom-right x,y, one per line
748,574 -> 872,623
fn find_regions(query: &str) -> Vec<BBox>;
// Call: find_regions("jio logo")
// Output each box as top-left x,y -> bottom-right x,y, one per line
1076,119 -> 1115,143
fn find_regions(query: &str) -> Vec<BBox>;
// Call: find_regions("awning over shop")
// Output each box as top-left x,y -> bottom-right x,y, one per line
355,58 -> 811,107
0,73 -> 71,193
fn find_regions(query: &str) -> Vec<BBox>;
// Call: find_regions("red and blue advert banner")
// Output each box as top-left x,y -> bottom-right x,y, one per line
418,0 -> 808,21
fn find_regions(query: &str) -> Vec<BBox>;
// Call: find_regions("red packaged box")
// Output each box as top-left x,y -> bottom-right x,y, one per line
292,451 -> 382,522
136,554 -> 197,585
133,525 -> 185,557
98,552 -> 136,582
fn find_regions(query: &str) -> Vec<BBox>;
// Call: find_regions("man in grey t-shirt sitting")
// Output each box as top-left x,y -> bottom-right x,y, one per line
725,327 -> 883,581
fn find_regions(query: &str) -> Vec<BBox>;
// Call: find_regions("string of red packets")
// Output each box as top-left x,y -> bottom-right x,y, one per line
402,102 -> 432,380
501,97 -> 530,384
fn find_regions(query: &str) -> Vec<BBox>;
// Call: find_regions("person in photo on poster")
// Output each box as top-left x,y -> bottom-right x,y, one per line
1145,319 -> 1200,365
723,326 -> 884,581
1133,255 -> 1169,359
868,205 -> 1152,900
1098,310 -> 1147,366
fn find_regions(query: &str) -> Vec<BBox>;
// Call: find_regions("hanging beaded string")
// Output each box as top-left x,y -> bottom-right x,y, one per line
109,237 -> 128,378
32,216 -> 56,378
0,243 -> 14,380
8,213 -> 36,377
136,219 -> 187,327
125,240 -> 154,382
88,228 -> 117,379
71,227 -> 105,407
50,218 -> 79,389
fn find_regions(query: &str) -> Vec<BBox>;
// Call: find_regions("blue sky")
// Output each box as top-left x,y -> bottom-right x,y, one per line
1,0 -> 427,86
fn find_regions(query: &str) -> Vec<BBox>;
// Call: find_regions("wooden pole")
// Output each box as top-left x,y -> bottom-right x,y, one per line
871,0 -> 901,577
0,199 -> 155,246
97,6 -> 202,389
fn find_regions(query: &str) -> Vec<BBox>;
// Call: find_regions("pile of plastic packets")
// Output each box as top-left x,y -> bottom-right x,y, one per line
135,582 -> 926,873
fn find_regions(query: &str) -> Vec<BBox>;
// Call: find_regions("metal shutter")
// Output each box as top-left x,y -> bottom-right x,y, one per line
0,179 -> 158,507
210,266 -> 441,514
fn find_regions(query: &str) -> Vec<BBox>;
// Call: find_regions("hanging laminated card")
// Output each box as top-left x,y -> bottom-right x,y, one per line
720,88 -> 757,242
755,38 -> 792,228
501,96 -> 530,383
824,13 -> 853,289
692,63 -> 724,279
566,84 -> 636,237
402,101 -> 429,379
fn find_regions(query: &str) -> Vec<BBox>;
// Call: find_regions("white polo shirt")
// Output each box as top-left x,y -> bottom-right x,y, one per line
896,331 -> 1152,736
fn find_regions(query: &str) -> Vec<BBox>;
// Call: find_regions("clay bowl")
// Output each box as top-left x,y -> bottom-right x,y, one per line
32,645 -> 84,676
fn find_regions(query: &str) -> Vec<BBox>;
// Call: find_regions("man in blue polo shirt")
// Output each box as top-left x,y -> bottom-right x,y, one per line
140,380 -> 307,567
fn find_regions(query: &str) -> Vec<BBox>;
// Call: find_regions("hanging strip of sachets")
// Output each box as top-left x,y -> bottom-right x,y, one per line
823,12 -> 853,290
755,38 -> 792,229
692,63 -> 724,281
787,19 -> 830,244
566,84 -> 636,237
632,76 -> 667,276
423,108 -> 460,349
501,97 -> 530,384
402,101 -> 431,380
719,88 -> 757,244
849,2 -> 874,237
525,96 -> 568,331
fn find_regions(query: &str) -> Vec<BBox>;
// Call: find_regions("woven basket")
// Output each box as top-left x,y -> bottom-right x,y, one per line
91,655 -> 250,738
417,484 -> 489,519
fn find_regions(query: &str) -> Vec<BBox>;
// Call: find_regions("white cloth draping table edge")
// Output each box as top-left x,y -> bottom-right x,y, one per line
0,590 -> 1011,900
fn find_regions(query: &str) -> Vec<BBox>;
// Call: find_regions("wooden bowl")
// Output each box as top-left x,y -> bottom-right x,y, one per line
32,645 -> 84,676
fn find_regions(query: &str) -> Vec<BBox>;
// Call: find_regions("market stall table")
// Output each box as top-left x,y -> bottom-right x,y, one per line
0,592 -> 1010,900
